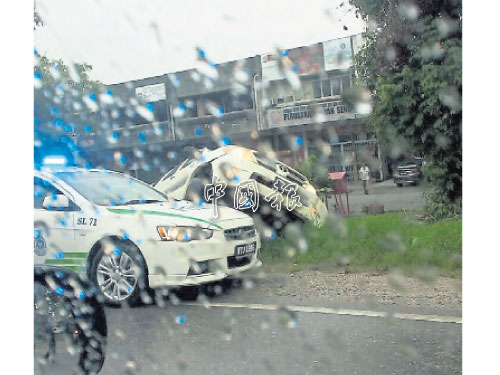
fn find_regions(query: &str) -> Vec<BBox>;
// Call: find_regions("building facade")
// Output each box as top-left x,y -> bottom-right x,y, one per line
75,34 -> 388,184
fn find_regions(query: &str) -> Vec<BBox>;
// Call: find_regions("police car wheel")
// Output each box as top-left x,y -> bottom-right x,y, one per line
90,242 -> 146,306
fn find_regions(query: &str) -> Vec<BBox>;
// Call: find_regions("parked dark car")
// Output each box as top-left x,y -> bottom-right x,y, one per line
393,158 -> 423,187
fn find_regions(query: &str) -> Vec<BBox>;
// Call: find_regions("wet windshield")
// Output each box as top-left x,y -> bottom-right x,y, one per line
56,171 -> 168,206
28,0 -> 468,374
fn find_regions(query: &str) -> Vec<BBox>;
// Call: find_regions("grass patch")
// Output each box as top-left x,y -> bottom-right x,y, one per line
261,212 -> 462,275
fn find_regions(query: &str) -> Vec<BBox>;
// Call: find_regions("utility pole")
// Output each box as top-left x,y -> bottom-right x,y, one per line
253,74 -> 262,131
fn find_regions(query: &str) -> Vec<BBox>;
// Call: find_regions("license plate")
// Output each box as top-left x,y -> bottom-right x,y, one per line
234,242 -> 256,257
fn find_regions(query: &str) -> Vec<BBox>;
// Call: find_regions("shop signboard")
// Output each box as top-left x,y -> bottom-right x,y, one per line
261,43 -> 325,82
323,37 -> 353,71
135,83 -> 167,102
266,100 -> 355,128
288,43 -> 324,75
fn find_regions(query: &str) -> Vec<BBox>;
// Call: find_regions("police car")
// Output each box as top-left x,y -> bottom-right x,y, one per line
34,167 -> 261,305
155,146 -> 328,228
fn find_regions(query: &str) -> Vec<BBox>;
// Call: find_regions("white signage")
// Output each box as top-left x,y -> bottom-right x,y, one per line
266,101 -> 355,129
135,83 -> 166,102
323,37 -> 353,71
261,53 -> 286,82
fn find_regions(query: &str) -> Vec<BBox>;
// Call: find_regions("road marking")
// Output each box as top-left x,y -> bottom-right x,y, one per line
184,302 -> 462,324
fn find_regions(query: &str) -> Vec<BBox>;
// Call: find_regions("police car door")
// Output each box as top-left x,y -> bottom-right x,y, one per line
34,176 -> 77,269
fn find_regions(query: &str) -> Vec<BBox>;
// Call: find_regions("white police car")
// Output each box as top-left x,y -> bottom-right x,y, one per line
34,167 -> 261,305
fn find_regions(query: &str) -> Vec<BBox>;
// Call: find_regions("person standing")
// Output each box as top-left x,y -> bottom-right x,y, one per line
359,163 -> 370,194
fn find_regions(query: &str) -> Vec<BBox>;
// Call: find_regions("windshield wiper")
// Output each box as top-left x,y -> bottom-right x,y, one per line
117,199 -> 163,206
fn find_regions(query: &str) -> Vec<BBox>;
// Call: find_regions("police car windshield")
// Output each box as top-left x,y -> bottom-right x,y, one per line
55,171 -> 168,206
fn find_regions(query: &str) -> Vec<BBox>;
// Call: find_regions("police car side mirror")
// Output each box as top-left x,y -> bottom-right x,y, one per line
43,194 -> 70,210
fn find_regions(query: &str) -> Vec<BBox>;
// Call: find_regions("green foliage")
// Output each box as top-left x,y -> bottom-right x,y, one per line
296,155 -> 334,190
262,212 -> 462,275
34,53 -> 103,135
351,0 -> 462,218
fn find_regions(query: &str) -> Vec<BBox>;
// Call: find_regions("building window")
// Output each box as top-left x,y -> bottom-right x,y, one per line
331,77 -> 341,96
105,99 -> 169,126
341,75 -> 351,92
184,98 -> 198,118
310,75 -> 351,99
338,134 -> 352,143
312,81 -> 322,99
147,100 -> 168,122
321,80 -> 332,97
183,89 -> 253,117
366,131 -> 376,139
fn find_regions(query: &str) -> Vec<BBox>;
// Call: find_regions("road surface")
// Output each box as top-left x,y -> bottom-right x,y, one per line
36,273 -> 462,375
327,180 -> 426,214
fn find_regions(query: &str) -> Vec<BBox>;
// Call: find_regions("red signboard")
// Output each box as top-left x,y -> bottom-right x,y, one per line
287,43 -> 324,75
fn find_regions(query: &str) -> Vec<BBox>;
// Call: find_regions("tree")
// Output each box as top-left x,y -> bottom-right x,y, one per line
34,4 -> 103,166
350,0 -> 462,219
34,53 -> 103,133
297,155 -> 334,191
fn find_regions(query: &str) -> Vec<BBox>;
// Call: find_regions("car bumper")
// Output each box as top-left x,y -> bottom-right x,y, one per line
144,226 -> 262,289
394,174 -> 421,184
148,256 -> 262,288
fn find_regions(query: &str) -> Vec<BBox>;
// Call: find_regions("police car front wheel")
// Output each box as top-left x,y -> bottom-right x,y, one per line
90,244 -> 146,306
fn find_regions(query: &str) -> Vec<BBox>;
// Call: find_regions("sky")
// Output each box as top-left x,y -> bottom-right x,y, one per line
35,0 -> 366,84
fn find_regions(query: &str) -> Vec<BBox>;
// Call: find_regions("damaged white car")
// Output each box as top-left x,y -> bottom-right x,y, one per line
155,146 -> 328,229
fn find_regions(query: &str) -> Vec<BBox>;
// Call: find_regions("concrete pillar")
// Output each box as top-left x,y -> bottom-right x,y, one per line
272,131 -> 280,150
302,130 -> 309,160
377,143 -> 384,181
352,137 -> 358,181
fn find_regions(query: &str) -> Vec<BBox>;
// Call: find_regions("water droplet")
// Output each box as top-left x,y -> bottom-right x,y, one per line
397,2 -> 420,21
277,306 -> 298,329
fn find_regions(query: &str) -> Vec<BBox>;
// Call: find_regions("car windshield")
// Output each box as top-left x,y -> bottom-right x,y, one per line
55,171 -> 168,206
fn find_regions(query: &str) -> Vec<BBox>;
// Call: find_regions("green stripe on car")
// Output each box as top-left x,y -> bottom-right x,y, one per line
56,265 -> 84,272
106,207 -> 223,230
62,252 -> 88,259
45,259 -> 86,265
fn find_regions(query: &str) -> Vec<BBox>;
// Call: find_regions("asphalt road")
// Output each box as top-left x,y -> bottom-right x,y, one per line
37,279 -> 461,375
328,180 -> 426,214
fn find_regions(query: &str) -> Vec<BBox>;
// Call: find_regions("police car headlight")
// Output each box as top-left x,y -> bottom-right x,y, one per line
305,183 -> 316,195
157,226 -> 214,241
